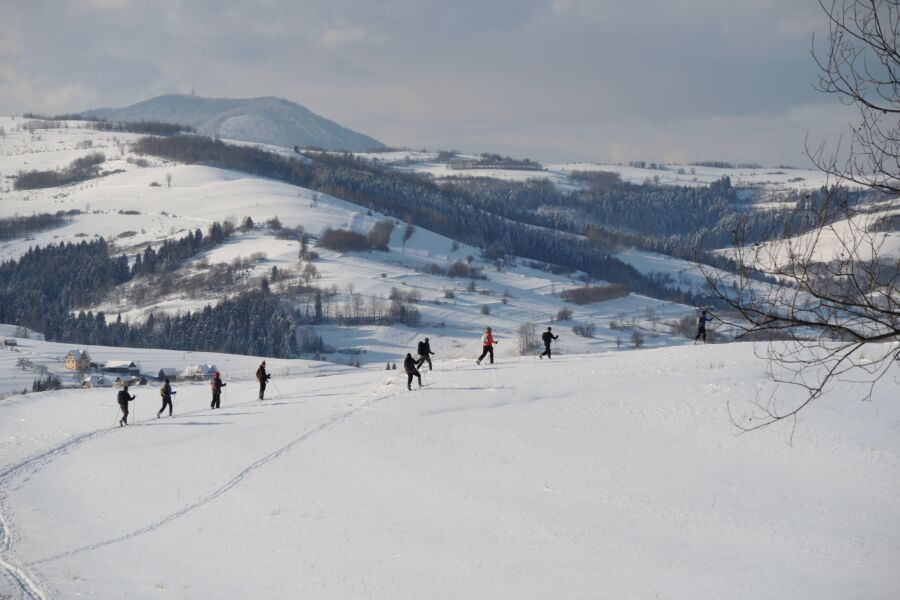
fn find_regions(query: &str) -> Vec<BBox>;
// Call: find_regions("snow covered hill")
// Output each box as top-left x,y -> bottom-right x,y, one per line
0,118 -> 701,375
0,343 -> 897,599
82,94 -> 386,152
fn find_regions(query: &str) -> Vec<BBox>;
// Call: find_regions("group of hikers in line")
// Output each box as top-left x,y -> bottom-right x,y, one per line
116,311 -> 714,423
116,363 -> 265,426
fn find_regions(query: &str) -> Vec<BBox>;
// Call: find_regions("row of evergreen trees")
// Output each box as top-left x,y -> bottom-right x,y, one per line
0,225 -> 298,357
132,136 -> 699,304
0,212 -> 74,241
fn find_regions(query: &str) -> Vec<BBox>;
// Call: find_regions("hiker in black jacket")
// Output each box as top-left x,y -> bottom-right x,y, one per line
539,327 -> 559,359
117,385 -> 135,427
157,378 -> 176,418
404,353 -> 422,391
415,337 -> 435,371
256,361 -> 270,400
210,371 -> 226,409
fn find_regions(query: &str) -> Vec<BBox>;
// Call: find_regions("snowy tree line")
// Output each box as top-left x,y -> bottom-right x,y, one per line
132,136 -> 696,304
0,223 -> 300,357
14,152 -> 107,190
0,212 -> 74,241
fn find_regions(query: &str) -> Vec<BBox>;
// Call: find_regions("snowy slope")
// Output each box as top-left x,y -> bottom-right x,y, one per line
349,149 -> 844,195
82,95 -> 385,152
726,204 -> 900,268
0,119 -> 700,370
0,343 -> 897,599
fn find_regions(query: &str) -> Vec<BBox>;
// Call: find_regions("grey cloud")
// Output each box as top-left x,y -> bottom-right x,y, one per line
0,0 -> 847,165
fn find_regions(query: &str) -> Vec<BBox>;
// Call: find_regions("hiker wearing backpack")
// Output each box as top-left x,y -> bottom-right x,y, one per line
476,327 -> 497,365
210,371 -> 226,409
157,378 -> 176,418
415,337 -> 435,371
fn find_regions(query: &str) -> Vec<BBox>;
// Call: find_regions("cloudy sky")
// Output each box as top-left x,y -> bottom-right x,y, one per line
1,0 -> 853,165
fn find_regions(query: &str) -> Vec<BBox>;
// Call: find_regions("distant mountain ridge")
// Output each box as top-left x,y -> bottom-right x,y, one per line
82,94 -> 385,152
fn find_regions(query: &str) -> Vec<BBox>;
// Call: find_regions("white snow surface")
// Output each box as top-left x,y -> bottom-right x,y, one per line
0,342 -> 897,599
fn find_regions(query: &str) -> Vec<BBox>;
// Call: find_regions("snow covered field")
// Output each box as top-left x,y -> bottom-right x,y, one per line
0,118 -> 703,372
349,148 -> 842,194
0,342 -> 898,599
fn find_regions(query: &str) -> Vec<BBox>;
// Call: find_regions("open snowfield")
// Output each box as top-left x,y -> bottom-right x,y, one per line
0,342 -> 897,599
348,148 -> 843,195
725,205 -> 900,269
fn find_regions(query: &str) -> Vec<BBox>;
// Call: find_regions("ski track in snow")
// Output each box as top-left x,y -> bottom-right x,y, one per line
28,379 -> 399,572
0,379 -> 383,599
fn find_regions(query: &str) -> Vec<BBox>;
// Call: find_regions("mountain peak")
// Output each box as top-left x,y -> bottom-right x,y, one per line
82,94 -> 385,152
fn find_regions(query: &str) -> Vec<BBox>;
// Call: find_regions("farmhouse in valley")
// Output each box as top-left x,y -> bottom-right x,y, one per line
103,360 -> 141,375
65,349 -> 91,371
157,367 -> 178,381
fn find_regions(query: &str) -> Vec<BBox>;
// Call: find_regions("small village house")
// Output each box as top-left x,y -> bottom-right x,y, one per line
66,349 -> 91,370
103,360 -> 141,375
82,374 -> 110,388
181,364 -> 217,380
157,368 -> 178,381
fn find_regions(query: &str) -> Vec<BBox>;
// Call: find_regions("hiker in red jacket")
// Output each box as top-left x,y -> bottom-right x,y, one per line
476,327 -> 497,365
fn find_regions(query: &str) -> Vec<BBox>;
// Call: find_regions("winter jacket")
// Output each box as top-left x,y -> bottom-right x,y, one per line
256,366 -> 269,382
481,331 -> 495,347
160,382 -> 173,399
541,331 -> 558,345
697,315 -> 712,329
417,341 -> 434,356
117,390 -> 134,406
211,375 -> 225,391
404,355 -> 418,374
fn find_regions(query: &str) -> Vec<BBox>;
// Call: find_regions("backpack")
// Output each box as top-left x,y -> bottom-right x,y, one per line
160,386 -> 166,397
417,341 -> 426,355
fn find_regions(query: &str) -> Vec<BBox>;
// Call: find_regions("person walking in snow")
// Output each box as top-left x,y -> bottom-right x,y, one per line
210,371 -> 226,409
404,353 -> 422,390
256,361 -> 270,400
695,310 -> 713,343
415,337 -> 435,371
117,385 -> 136,427
476,327 -> 497,365
539,326 -> 559,359
157,378 -> 176,418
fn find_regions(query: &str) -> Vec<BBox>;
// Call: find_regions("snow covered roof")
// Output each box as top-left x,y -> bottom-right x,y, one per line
67,349 -> 89,359
81,374 -> 110,386
104,360 -> 140,369
158,367 -> 178,376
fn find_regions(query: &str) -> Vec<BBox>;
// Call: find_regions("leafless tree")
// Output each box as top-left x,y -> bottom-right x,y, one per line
703,0 -> 899,431
808,0 -> 899,195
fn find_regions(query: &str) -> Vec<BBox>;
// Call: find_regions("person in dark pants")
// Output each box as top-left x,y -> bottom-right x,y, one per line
157,378 -> 176,418
695,310 -> 713,343
256,361 -> 270,400
415,338 -> 435,371
476,327 -> 497,365
539,326 -> 559,359
404,353 -> 422,391
210,371 -> 226,409
118,385 -> 135,427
